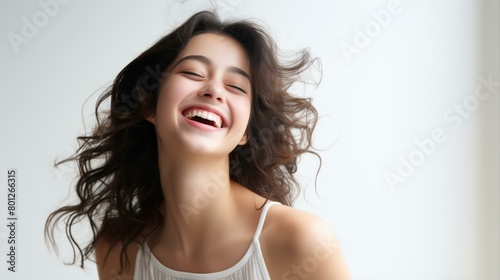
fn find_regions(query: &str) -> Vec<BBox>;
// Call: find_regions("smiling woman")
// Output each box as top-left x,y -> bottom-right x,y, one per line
44,11 -> 351,280
150,33 -> 252,157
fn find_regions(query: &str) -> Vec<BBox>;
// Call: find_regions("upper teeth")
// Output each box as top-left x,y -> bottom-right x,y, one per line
184,109 -> 223,128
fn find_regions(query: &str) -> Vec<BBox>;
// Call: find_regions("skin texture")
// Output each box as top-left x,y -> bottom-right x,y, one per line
95,33 -> 352,280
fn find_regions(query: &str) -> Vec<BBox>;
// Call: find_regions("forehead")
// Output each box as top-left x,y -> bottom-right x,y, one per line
176,33 -> 251,74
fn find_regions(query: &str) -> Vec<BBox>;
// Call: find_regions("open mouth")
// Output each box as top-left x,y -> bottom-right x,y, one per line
183,108 -> 224,128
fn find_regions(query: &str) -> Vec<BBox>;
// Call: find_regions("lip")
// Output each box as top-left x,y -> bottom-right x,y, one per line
180,105 -> 228,128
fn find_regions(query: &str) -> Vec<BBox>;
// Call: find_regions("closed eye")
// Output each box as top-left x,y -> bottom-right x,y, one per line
181,70 -> 204,78
228,85 -> 247,94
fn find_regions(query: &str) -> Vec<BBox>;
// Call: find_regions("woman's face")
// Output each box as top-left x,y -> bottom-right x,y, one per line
150,33 -> 252,157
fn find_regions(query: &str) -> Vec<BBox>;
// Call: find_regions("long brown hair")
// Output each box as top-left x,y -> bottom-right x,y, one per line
45,10 -> 320,272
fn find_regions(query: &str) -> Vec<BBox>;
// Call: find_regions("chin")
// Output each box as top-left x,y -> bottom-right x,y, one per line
180,142 -> 227,156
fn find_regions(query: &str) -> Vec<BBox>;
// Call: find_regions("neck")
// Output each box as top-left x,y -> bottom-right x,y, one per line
155,147 -> 242,254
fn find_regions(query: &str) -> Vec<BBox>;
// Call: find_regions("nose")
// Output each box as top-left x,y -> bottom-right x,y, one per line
198,82 -> 225,103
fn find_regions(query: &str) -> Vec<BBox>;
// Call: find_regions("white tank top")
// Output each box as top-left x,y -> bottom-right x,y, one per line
134,201 -> 280,279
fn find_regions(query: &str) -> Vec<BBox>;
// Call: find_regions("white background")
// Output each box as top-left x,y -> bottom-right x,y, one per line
1,0 -> 499,279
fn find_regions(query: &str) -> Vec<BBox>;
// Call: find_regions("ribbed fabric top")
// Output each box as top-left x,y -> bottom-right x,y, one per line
134,201 -> 280,280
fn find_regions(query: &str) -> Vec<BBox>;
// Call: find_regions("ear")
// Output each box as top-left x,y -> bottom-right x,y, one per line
238,133 -> 248,145
146,114 -> 156,125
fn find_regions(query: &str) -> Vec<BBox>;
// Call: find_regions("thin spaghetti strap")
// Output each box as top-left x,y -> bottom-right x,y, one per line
253,200 -> 280,240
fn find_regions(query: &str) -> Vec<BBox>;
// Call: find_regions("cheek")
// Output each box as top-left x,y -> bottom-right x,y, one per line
156,78 -> 192,113
232,97 -> 252,126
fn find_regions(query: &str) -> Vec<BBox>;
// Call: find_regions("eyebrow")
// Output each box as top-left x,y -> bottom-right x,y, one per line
173,55 -> 251,81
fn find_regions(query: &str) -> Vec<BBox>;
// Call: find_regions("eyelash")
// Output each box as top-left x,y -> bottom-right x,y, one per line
182,70 -> 203,77
229,85 -> 246,94
181,71 -> 247,94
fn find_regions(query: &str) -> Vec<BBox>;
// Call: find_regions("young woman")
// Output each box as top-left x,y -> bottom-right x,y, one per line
46,11 -> 351,280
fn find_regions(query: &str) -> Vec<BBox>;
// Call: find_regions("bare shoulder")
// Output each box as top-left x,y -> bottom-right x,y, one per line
261,204 -> 352,280
94,221 -> 140,280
